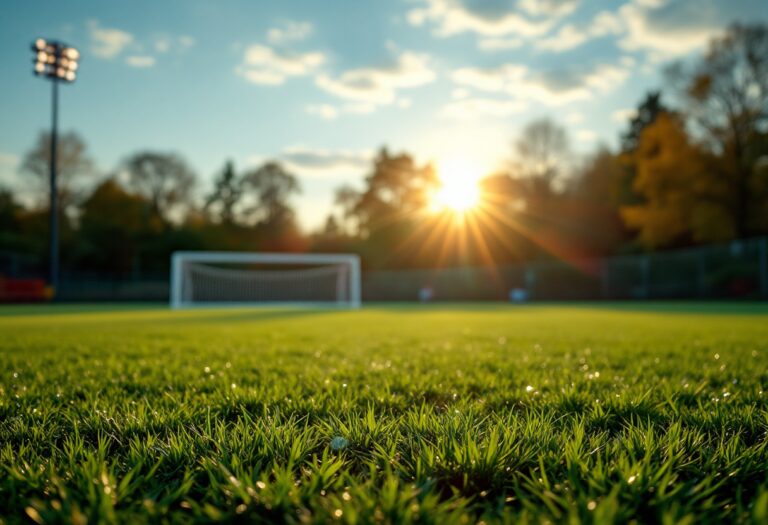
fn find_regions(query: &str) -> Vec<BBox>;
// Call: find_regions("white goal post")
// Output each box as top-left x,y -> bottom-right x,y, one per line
170,251 -> 361,309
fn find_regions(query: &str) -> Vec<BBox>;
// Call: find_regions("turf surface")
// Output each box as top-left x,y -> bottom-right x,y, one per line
1,303 -> 767,523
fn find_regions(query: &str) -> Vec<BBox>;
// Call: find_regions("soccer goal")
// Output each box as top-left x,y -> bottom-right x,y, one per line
170,251 -> 361,309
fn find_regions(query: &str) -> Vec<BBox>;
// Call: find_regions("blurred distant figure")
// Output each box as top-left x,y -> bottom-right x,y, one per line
509,288 -> 528,303
419,286 -> 434,303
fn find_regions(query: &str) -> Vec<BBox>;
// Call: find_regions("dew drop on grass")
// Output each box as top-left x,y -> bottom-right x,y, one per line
587,501 -> 597,511
526,385 -> 534,393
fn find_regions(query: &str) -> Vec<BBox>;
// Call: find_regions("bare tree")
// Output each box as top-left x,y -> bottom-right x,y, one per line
513,118 -> 570,200
205,160 -> 243,225
20,131 -> 95,213
667,23 -> 768,236
241,161 -> 301,227
122,152 -> 196,222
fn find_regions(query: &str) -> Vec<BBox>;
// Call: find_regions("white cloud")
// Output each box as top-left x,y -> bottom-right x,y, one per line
535,9 -> 624,53
344,102 -> 378,114
315,51 -> 435,107
478,37 -> 524,51
441,97 -> 525,119
306,104 -> 338,120
407,0 -> 557,38
238,69 -> 285,85
305,101 -> 385,120
536,24 -> 589,51
452,62 -> 630,106
89,22 -> 194,65
576,129 -> 598,142
178,36 -> 195,49
237,44 -> 325,85
267,21 -> 313,44
452,87 -> 471,99
618,1 -> 711,57
528,64 -> 630,104
566,111 -> 584,124
88,20 -> 133,59
280,146 -> 372,178
451,64 -> 527,92
125,55 -> 155,68
154,35 -> 195,54
620,56 -> 637,68
616,0 -> 767,60
155,38 -> 171,53
592,10 -> 623,36
612,108 -> 638,123
518,0 -> 579,18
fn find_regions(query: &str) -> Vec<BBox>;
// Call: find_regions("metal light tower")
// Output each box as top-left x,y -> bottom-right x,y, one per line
31,38 -> 79,299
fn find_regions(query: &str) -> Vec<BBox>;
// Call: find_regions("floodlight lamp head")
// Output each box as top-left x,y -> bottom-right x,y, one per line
31,39 -> 79,83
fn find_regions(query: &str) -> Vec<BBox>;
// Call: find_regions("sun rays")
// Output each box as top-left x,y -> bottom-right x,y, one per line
387,158 -> 602,275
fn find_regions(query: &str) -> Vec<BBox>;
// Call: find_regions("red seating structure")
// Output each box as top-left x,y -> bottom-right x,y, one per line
0,277 -> 49,302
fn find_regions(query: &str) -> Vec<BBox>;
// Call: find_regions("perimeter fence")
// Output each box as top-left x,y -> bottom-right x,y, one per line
1,237 -> 766,302
364,237 -> 768,301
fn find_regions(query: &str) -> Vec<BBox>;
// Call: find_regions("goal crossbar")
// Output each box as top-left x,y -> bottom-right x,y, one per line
170,251 -> 361,309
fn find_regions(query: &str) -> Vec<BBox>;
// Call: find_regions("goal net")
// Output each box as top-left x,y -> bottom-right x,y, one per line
170,252 -> 361,309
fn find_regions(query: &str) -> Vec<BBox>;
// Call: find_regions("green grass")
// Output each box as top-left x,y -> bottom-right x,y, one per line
1,303 -> 767,524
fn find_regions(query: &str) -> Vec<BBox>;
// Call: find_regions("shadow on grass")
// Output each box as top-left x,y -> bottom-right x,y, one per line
0,303 -> 164,317
166,307 -> 336,325
2,301 -> 766,320
0,304 -> 338,326
567,301 -> 768,315
364,301 -> 768,315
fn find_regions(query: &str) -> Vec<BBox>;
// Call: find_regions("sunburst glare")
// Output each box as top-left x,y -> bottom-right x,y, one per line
431,158 -> 482,214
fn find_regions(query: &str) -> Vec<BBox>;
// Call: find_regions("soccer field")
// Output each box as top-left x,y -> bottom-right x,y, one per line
2,304 -> 767,523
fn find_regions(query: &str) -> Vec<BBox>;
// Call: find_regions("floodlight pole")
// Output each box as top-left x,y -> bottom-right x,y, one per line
33,38 -> 79,299
49,78 -> 59,298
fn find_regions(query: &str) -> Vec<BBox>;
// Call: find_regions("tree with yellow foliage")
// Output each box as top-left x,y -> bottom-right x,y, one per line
622,113 -> 733,248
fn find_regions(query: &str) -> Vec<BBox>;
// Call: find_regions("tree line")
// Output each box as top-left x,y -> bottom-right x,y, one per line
1,23 -> 766,277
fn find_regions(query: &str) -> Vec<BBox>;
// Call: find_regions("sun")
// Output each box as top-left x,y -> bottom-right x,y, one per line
431,158 -> 481,214
433,181 -> 480,213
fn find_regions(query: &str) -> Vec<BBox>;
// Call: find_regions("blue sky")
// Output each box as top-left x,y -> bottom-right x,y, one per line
1,0 -> 765,229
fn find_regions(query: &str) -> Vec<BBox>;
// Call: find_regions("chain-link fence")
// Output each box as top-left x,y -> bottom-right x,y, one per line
2,238 -> 767,302
363,237 -> 768,301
